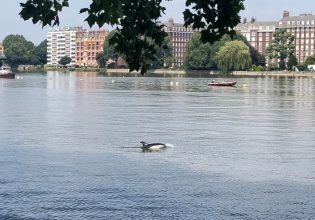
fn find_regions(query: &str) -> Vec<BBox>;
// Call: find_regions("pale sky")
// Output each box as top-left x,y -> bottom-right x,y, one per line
0,0 -> 315,44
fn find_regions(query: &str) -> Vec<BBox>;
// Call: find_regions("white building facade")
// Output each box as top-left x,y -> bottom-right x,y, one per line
47,27 -> 81,66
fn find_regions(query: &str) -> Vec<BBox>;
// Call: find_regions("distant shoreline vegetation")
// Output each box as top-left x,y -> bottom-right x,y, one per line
15,65 -> 315,78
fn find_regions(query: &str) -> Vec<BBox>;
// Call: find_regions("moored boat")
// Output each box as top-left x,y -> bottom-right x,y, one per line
0,66 -> 15,79
208,80 -> 237,87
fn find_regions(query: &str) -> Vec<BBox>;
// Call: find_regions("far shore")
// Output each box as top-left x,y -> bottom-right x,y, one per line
16,67 -> 315,78
232,71 -> 315,77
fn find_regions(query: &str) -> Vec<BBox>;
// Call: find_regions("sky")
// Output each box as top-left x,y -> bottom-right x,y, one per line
1,0 -> 315,44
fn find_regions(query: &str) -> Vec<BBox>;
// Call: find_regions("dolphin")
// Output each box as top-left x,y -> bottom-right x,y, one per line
140,141 -> 167,152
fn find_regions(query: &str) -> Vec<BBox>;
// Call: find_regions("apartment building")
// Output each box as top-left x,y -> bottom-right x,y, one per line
235,21 -> 277,54
76,30 -> 108,66
279,11 -> 315,63
236,11 -> 315,64
47,27 -> 81,66
164,18 -> 194,67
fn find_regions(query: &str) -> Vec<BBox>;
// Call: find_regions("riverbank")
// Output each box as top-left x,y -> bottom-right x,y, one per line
17,67 -> 315,78
232,71 -> 315,77
105,69 -> 315,78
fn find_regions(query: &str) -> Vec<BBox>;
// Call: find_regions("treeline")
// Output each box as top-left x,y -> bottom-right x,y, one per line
2,35 -> 47,68
265,28 -> 315,72
96,30 -> 174,70
184,28 -> 315,72
184,33 -> 265,72
96,30 -> 263,73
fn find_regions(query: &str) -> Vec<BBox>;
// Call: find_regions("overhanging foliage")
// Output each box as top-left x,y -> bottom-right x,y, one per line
19,0 -> 245,74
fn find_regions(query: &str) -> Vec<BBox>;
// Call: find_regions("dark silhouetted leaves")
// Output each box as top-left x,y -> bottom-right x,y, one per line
58,56 -> 71,66
184,0 -> 244,43
19,0 -> 69,26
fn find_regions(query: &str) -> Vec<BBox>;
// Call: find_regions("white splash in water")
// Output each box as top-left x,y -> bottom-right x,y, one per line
165,143 -> 175,148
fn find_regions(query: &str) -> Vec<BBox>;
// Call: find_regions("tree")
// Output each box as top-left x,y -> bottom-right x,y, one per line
266,29 -> 295,70
96,30 -> 122,68
32,40 -> 47,65
296,63 -> 308,71
3,35 -> 47,67
214,40 -> 252,73
247,44 -> 266,66
58,56 -> 71,66
3,35 -> 35,68
103,30 -> 120,64
287,54 -> 298,71
96,53 -> 106,68
257,53 -> 266,67
304,54 -> 315,65
184,33 -> 259,71
184,33 -> 213,70
150,37 -> 174,69
184,33 -> 232,70
19,0 -> 245,74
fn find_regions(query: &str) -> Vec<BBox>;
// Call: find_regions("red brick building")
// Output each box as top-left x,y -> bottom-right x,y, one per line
236,11 -> 315,64
279,11 -> 315,63
235,21 -> 277,54
76,30 -> 108,66
164,18 -> 194,67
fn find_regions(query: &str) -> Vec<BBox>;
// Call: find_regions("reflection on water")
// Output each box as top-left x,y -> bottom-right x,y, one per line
47,72 -> 101,90
0,72 -> 315,219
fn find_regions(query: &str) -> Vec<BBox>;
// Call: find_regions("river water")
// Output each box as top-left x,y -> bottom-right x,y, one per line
0,72 -> 315,219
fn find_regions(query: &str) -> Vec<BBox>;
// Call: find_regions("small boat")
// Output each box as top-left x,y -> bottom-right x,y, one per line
140,141 -> 167,152
0,65 -> 15,79
208,80 -> 237,87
